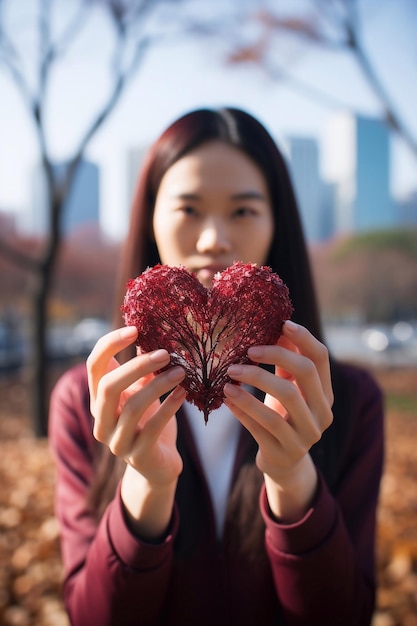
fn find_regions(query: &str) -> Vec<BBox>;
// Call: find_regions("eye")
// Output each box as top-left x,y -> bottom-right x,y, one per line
179,205 -> 198,217
233,206 -> 257,218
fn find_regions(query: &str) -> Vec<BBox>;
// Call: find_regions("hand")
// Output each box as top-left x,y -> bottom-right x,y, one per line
224,320 -> 333,522
87,326 -> 186,538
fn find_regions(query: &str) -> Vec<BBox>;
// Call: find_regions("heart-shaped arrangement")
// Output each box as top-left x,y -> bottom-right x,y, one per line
121,262 -> 293,423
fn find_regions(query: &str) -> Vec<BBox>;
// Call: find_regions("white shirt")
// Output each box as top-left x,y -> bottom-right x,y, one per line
184,401 -> 241,538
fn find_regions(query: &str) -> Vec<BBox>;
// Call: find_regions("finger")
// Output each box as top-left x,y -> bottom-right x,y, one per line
223,384 -> 304,453
117,365 -> 185,432
282,321 -> 333,405
225,368 -> 326,445
140,385 -> 187,447
108,371 -> 186,457
91,347 -> 170,433
96,348 -> 171,406
241,347 -> 329,421
93,357 -> 181,444
87,326 -> 138,399
249,321 -> 333,405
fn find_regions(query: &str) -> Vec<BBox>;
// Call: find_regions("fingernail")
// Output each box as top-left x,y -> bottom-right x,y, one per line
284,320 -> 298,332
170,385 -> 186,400
227,364 -> 243,377
167,366 -> 184,381
149,349 -> 170,363
120,326 -> 137,339
248,346 -> 263,360
224,382 -> 239,397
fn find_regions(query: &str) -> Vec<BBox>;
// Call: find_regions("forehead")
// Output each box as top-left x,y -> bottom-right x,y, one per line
158,141 -> 268,194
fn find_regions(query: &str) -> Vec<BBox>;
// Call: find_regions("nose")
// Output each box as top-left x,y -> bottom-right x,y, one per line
196,218 -> 232,254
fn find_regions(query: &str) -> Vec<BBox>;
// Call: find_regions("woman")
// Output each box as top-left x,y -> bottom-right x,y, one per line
49,108 -> 384,626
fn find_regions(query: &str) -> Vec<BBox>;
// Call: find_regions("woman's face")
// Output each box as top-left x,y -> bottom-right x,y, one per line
152,141 -> 274,287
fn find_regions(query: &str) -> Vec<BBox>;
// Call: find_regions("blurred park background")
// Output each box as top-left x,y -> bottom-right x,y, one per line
0,1 -> 417,624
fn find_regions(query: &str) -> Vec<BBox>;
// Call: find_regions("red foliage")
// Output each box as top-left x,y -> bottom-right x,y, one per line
122,262 -> 293,422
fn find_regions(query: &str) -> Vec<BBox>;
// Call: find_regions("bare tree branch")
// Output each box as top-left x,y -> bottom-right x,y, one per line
0,0 -> 196,435
225,0 -> 417,160
342,0 -> 417,157
262,59 -> 353,111
76,38 -> 150,158
51,1 -> 91,59
0,17 -> 36,107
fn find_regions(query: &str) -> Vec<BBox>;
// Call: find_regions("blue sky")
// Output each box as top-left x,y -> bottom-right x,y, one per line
1,0 -> 416,239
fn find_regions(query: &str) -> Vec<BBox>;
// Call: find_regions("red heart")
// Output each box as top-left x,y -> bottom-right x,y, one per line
122,262 -> 293,423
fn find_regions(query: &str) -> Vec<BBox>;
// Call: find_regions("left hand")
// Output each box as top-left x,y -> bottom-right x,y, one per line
224,320 -> 334,522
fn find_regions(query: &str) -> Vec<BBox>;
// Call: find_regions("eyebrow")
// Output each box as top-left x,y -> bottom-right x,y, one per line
231,191 -> 267,201
170,191 -> 267,201
171,192 -> 200,200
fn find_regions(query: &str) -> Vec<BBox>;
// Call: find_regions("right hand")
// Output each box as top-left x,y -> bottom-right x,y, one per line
86,326 -> 186,487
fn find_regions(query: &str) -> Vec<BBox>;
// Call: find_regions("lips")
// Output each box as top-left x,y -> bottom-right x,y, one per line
196,267 -> 223,284
194,264 -> 230,285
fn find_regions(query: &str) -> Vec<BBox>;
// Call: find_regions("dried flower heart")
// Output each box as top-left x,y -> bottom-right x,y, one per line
121,262 -> 293,423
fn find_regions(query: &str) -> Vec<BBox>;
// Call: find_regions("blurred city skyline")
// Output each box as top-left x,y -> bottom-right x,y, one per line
15,110 -> 417,243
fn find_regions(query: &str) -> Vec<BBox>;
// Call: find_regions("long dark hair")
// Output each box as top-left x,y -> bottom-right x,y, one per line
89,107 -> 324,518
115,107 -> 322,340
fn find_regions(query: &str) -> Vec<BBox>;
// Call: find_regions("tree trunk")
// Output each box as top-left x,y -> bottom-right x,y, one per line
32,268 -> 50,437
31,193 -> 62,437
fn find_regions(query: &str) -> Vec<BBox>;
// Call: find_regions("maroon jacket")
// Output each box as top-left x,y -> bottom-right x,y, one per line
49,360 -> 384,626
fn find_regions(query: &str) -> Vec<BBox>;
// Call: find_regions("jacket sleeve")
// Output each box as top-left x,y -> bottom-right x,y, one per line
49,365 -> 178,626
260,367 -> 384,626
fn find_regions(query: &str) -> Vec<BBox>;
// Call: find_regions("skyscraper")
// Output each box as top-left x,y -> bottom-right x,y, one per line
286,136 -> 327,242
324,113 -> 394,234
59,160 -> 100,235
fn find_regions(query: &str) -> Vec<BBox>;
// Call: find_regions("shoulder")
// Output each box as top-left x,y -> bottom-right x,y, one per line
49,363 -> 94,456
331,359 -> 383,413
51,362 -> 89,404
49,362 -> 91,429
331,359 -> 384,458
312,359 -> 384,486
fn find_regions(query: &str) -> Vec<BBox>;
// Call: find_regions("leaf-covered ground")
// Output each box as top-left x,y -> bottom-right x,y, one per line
0,367 -> 416,626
